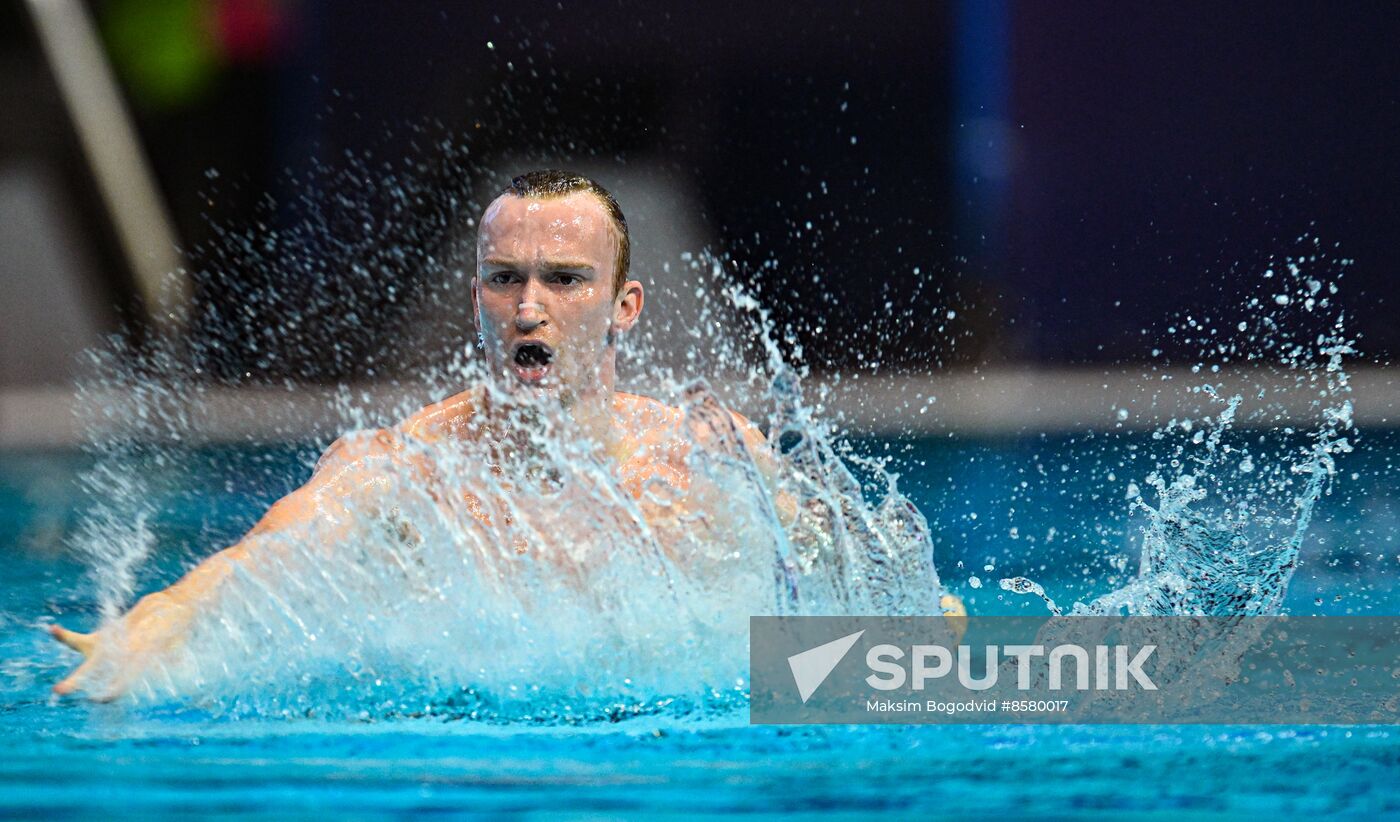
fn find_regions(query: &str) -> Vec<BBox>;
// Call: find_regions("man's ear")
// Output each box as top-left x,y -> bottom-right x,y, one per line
612,280 -> 644,332
470,276 -> 481,327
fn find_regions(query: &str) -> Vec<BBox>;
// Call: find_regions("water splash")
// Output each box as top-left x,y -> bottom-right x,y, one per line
1001,247 -> 1357,617
63,134 -> 1357,718
67,196 -> 946,720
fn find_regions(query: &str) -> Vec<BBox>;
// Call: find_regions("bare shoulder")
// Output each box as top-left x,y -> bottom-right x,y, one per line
613,391 -> 684,428
614,390 -> 768,446
399,386 -> 483,442
315,387 -> 483,474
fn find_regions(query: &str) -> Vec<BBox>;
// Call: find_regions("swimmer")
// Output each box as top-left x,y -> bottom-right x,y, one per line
47,170 -> 787,699
48,170 -> 964,699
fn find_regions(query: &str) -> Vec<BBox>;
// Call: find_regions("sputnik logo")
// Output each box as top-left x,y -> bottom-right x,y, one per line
787,630 -> 864,703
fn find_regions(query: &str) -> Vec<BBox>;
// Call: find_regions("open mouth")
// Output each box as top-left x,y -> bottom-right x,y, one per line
511,342 -> 555,382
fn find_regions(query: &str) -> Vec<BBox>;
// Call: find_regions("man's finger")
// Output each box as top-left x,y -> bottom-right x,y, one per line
49,625 -> 95,656
52,656 -> 95,696
940,593 -> 969,644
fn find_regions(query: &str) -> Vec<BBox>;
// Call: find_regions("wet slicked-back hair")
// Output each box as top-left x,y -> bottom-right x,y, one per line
499,170 -> 630,294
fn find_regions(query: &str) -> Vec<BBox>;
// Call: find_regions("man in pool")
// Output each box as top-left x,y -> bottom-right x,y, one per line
49,169 -> 786,699
50,170 -> 965,699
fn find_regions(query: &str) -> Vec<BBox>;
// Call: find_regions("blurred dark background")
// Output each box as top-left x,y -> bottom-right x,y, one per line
3,0 -> 1399,388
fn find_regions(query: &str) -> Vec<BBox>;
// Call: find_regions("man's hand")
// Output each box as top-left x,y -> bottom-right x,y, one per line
940,593 -> 969,644
48,592 -> 195,701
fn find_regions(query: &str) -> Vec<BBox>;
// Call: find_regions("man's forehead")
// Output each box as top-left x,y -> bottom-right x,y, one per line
477,193 -> 617,260
481,193 -> 609,233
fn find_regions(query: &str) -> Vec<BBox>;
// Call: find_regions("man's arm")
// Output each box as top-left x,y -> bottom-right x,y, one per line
48,428 -> 408,699
722,409 -> 968,636
721,408 -> 800,526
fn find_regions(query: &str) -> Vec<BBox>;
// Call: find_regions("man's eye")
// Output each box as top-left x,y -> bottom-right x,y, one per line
489,272 -> 516,284
555,274 -> 581,286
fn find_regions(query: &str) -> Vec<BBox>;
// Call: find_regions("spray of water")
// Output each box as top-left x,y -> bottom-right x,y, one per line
999,245 -> 1356,617
68,173 -> 946,719
64,130 -> 1355,719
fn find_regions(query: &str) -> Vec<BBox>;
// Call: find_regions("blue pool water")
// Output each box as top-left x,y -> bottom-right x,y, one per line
3,432 -> 1398,817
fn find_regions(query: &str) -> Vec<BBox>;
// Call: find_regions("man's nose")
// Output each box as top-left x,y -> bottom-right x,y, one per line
515,298 -> 548,332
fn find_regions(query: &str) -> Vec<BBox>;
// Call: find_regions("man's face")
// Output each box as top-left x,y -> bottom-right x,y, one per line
473,191 -> 641,395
